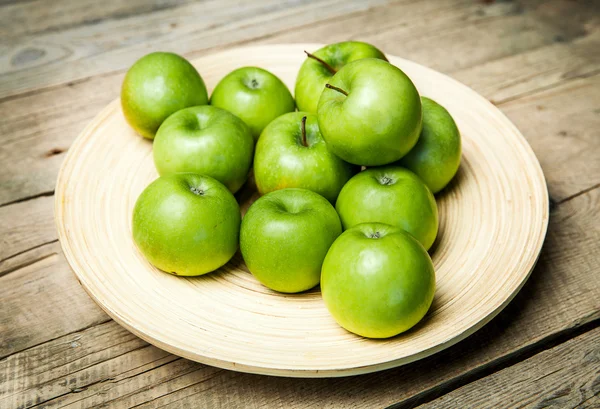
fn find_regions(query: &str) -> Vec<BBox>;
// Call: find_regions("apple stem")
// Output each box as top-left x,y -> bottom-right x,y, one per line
304,50 -> 336,74
380,176 -> 393,185
301,115 -> 308,147
325,83 -> 349,96
190,186 -> 205,196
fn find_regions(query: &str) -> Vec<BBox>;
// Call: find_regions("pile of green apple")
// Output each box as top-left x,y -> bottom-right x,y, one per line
125,41 -> 461,339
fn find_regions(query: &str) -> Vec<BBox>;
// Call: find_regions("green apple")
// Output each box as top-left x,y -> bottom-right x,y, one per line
121,52 -> 208,139
317,58 -> 422,166
132,173 -> 240,276
153,106 -> 254,193
295,41 -> 387,113
335,166 -> 438,250
321,222 -> 435,338
397,97 -> 461,193
254,112 -> 357,203
240,188 -> 341,293
210,67 -> 295,141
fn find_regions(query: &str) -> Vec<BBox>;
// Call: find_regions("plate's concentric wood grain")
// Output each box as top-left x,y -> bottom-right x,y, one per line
55,44 -> 548,377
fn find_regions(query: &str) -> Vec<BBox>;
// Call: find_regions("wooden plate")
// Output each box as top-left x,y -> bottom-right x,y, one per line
55,44 -> 548,377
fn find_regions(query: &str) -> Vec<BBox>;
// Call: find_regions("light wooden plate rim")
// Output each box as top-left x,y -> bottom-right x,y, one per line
55,43 -> 549,377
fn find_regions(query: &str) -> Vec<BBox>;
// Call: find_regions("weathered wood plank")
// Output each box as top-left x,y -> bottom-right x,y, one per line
500,74 -> 600,203
264,0 -> 597,73
0,76 -> 117,207
2,188 -> 597,408
0,195 -> 55,266
0,0 -> 598,207
0,0 -> 194,40
259,0 -> 600,101
0,0 -> 390,98
0,0 -> 35,7
0,321 -> 179,409
453,31 -> 600,105
0,242 -> 108,359
417,327 -> 600,409
2,0 -> 595,101
0,240 -> 57,278
2,0 -> 595,100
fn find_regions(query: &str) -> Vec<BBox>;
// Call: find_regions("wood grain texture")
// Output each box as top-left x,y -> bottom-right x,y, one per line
0,0 -> 193,39
0,195 -> 55,266
262,0 -> 596,73
1,0 -> 594,99
54,44 -> 548,377
0,77 -> 118,207
3,171 -> 598,408
500,74 -> 600,203
417,327 -> 600,409
0,0 -> 389,98
0,240 -> 57,278
454,29 -> 600,105
0,242 -> 107,359
0,321 -> 169,409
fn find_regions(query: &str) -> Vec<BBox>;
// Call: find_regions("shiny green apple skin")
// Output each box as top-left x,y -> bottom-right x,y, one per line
317,58 -> 422,166
397,97 -> 461,193
132,173 -> 240,276
254,112 -> 358,203
321,223 -> 435,338
153,106 -> 254,193
335,166 -> 438,250
210,67 -> 295,141
295,41 -> 387,113
240,188 -> 342,293
121,52 -> 208,139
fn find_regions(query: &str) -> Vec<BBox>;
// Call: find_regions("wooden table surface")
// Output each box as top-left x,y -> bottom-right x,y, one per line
1,0 -> 599,408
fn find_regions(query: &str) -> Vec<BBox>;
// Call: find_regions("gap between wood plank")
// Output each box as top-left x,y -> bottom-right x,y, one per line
0,239 -> 58,278
49,357 -> 191,409
556,182 -> 600,206
242,0 -> 467,50
384,316 -> 600,409
412,327 -> 600,408
127,372 -> 225,409
27,352 -> 182,409
26,377 -> 115,409
579,393 -> 600,408
0,190 -> 54,209
0,69 -> 114,105
0,239 -> 56,264
1,1 -> 190,39
492,67 -> 600,106
0,317 -> 112,362
0,0 -> 36,6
